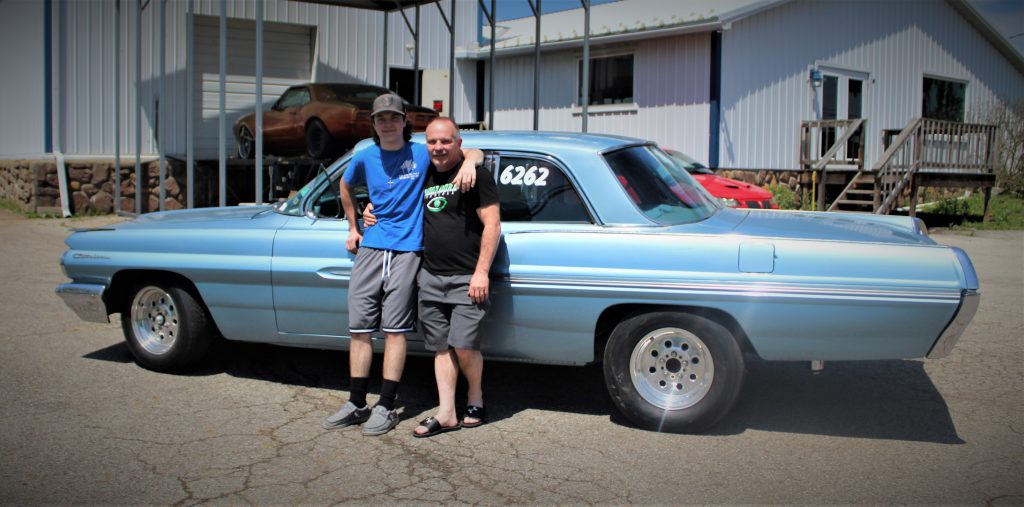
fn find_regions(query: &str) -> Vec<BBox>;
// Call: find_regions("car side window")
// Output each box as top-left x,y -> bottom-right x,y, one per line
494,155 -> 590,223
308,166 -> 368,221
277,88 -> 310,109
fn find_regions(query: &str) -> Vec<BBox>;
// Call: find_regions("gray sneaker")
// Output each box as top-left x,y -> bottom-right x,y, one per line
323,401 -> 370,430
361,405 -> 399,436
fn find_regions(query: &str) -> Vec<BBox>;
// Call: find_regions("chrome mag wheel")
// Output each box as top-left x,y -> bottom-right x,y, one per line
628,327 -> 714,411
129,286 -> 179,356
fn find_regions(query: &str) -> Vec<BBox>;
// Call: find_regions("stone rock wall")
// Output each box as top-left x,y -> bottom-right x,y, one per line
0,159 -> 188,215
717,169 -> 812,209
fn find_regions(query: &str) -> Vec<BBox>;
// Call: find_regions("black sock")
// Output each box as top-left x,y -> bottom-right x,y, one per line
349,377 -> 369,407
377,379 -> 400,410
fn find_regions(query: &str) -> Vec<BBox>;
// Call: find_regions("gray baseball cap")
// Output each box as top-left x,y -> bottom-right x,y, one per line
371,93 -> 406,117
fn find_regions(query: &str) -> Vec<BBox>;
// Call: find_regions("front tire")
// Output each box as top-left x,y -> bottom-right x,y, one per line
603,312 -> 745,433
237,125 -> 255,159
121,281 -> 213,372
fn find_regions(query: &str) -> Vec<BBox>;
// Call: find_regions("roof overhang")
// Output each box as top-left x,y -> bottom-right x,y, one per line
293,0 -> 439,12
460,20 -> 724,59
946,0 -> 1024,75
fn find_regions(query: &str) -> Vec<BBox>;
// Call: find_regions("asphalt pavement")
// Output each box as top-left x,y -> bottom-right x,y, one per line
0,208 -> 1020,505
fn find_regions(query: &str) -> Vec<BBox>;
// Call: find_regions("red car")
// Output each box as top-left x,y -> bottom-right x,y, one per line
665,149 -> 778,209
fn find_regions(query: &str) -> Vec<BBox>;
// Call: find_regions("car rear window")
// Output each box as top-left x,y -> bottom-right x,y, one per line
604,145 -> 719,225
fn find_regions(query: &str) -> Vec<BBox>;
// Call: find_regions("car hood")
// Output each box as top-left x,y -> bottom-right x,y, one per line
693,174 -> 772,200
111,206 -> 278,228
725,209 -> 935,245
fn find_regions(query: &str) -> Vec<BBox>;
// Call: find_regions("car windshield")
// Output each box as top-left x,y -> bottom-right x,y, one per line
274,155 -> 352,216
664,149 -> 714,175
604,145 -> 720,225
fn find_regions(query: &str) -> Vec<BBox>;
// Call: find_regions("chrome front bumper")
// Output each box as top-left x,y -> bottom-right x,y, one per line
55,283 -> 110,323
927,289 -> 980,359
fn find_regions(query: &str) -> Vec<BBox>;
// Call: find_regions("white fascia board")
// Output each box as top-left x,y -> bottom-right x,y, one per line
458,20 -> 722,59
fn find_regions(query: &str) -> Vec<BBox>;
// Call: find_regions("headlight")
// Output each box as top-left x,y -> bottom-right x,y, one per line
720,198 -> 740,207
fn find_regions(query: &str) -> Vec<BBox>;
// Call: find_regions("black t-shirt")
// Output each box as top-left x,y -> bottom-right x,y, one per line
422,163 -> 499,275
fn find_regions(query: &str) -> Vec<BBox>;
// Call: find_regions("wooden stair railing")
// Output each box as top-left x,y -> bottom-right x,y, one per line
872,118 -> 923,214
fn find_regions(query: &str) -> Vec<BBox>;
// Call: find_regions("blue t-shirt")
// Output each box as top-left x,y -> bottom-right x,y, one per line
343,142 -> 430,252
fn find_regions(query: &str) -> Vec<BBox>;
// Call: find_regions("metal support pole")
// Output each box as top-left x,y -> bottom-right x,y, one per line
489,0 -> 495,129
255,0 -> 264,204
413,3 -> 420,105
437,0 -> 455,118
158,0 -> 166,211
186,0 -> 194,208
529,0 -> 541,130
449,0 -> 455,119
218,0 -> 226,207
135,0 -> 142,214
382,12 -> 388,87
115,0 -> 122,212
580,0 -> 590,132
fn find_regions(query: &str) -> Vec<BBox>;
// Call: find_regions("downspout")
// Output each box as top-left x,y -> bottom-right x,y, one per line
709,30 -> 722,169
49,0 -> 71,217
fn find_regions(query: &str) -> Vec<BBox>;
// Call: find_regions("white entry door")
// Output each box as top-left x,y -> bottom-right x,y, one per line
817,67 -> 868,159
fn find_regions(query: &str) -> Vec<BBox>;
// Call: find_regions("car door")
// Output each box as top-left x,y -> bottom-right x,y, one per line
264,86 -> 310,149
481,152 -> 604,365
270,164 -> 361,347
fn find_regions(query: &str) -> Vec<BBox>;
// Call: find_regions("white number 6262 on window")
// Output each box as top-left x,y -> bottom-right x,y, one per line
500,165 -> 549,186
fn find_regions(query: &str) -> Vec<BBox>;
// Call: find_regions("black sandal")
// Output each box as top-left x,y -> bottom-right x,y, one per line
412,416 -> 461,438
462,405 -> 486,428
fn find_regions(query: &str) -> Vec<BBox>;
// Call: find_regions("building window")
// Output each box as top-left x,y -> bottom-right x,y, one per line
578,54 -> 634,106
922,77 -> 966,122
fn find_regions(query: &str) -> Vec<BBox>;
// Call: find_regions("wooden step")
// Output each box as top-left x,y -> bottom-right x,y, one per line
836,199 -> 875,206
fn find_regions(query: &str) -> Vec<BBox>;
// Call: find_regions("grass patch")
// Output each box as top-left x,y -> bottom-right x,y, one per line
953,192 -> 1024,230
0,198 -> 113,220
911,192 -> 1024,230
0,199 -> 61,218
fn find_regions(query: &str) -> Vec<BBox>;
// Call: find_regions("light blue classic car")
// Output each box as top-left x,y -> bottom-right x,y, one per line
57,131 -> 979,432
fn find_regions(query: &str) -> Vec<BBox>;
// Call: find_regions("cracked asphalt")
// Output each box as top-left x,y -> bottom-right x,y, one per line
0,208 -> 1021,505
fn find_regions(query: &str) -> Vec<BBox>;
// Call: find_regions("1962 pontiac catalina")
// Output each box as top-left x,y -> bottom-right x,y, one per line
56,131 -> 979,432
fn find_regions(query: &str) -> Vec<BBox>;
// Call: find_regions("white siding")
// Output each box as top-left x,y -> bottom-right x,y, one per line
719,0 -> 1024,170
0,0 -> 46,156
488,33 -> 711,162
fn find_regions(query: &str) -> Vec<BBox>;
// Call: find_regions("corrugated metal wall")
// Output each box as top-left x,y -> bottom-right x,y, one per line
51,0 -> 476,159
488,33 -> 712,162
719,0 -> 1024,170
0,0 -> 46,156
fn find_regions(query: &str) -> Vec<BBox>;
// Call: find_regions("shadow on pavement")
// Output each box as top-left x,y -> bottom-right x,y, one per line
84,340 -> 962,443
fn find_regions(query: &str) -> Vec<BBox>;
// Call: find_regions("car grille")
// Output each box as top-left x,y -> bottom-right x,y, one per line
745,200 -> 774,209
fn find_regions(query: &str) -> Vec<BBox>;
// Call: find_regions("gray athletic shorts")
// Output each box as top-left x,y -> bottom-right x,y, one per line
417,269 -> 489,351
347,247 -> 422,334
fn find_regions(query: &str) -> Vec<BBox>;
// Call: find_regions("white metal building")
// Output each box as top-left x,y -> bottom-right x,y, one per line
1,0 -> 1022,173
475,0 -> 1024,170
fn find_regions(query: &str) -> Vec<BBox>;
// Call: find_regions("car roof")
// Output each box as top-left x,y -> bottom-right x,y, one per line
354,130 -> 649,156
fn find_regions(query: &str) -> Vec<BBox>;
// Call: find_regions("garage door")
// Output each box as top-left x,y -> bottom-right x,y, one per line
194,16 -> 314,159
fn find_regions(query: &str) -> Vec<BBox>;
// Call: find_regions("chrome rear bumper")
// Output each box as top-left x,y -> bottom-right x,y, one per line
927,289 -> 980,359
55,283 -> 110,323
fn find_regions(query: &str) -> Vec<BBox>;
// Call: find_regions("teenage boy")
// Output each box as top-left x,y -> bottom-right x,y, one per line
324,94 -> 480,436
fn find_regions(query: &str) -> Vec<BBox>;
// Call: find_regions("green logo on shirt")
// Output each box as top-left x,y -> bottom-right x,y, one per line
426,196 -> 448,212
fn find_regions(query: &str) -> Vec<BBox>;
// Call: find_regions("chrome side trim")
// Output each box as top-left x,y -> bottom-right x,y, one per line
505,276 -> 963,303
927,290 -> 980,359
55,283 -> 110,323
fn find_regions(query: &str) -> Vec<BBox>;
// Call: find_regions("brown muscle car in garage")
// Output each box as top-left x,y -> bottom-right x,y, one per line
233,83 -> 438,159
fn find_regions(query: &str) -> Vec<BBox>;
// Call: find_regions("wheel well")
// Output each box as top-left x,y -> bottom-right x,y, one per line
105,270 -> 219,332
594,304 -> 758,361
